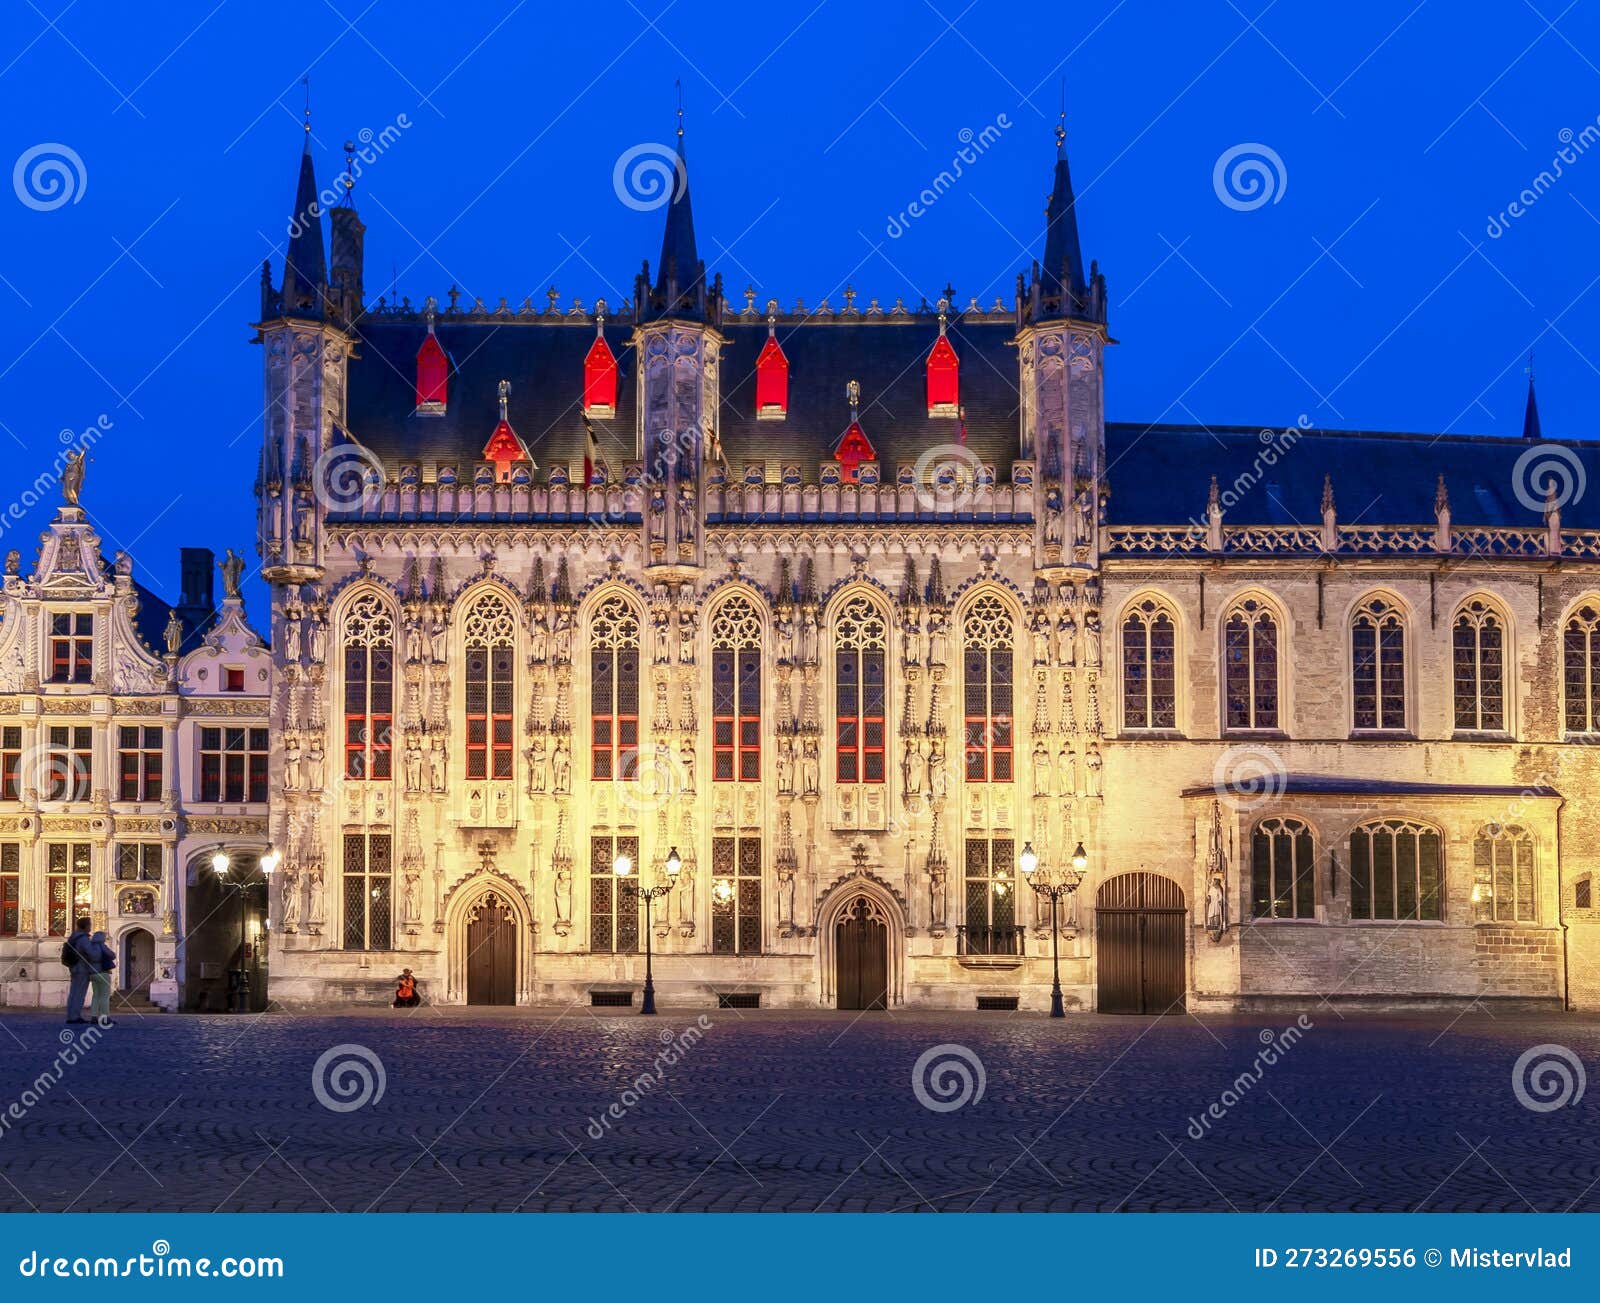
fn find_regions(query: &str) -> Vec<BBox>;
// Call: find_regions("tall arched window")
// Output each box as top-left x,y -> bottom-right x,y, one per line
1564,604 -> 1600,735
1122,598 -> 1176,730
1250,816 -> 1313,919
1472,823 -> 1535,923
962,594 -> 1015,781
591,595 -> 641,781
1452,600 -> 1505,732
462,592 -> 516,782
710,595 -> 762,782
1351,597 -> 1406,731
1224,599 -> 1279,731
835,594 -> 888,783
343,593 -> 395,780
1350,819 -> 1441,921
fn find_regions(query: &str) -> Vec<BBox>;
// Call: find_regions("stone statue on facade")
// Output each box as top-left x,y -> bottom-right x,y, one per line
307,866 -> 326,930
927,736 -> 948,801
428,737 -> 447,792
284,732 -> 303,790
1057,613 -> 1077,666
800,735 -> 820,796
164,609 -> 183,656
307,606 -> 328,664
1084,740 -> 1103,797
306,737 -> 326,791
61,450 -> 86,506
776,734 -> 795,794
279,864 -> 301,932
902,738 -> 923,799
1082,612 -> 1101,668
219,548 -> 245,600
551,736 -> 571,794
404,735 -> 424,792
428,609 -> 449,664
528,734 -> 548,793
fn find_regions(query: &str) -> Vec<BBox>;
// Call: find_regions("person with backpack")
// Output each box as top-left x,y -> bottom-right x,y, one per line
88,930 -> 116,1025
61,917 -> 95,1025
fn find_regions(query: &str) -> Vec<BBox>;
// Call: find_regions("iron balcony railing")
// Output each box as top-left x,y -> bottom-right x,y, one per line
957,924 -> 1026,957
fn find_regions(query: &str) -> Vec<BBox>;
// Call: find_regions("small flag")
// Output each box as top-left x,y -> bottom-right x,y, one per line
583,414 -> 608,485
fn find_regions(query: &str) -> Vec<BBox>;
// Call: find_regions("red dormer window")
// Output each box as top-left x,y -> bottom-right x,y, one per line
416,329 -> 449,415
926,332 -> 959,417
755,331 -> 789,419
483,380 -> 529,483
836,423 -> 877,484
584,333 -> 618,417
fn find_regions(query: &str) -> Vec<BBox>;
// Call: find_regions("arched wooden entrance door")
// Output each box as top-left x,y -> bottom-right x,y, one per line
465,891 -> 517,1006
835,897 -> 888,1010
1095,873 -> 1186,1014
121,928 -> 155,993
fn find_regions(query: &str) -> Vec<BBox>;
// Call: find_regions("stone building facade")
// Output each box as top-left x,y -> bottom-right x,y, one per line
253,119 -> 1600,1013
0,500 -> 272,1012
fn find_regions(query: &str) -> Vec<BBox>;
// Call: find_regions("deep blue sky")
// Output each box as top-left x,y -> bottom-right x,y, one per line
2,0 -> 1599,616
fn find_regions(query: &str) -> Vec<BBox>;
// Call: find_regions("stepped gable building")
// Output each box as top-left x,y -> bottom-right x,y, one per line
254,112 -> 1600,1013
0,485 -> 273,1013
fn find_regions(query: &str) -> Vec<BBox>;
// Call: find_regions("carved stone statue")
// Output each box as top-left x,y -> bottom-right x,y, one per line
776,734 -> 795,794
403,873 -> 421,925
1084,740 -> 1103,797
678,737 -> 696,793
279,865 -> 301,932
282,607 -> 303,663
61,449 -> 86,506
403,736 -> 424,792
428,610 -> 449,664
1032,738 -> 1051,796
307,607 -> 328,664
164,609 -> 183,656
4,550 -> 19,576
428,737 -> 447,792
284,733 -> 303,790
927,736 -> 948,801
306,737 -> 326,791
1057,744 -> 1076,800
528,735 -> 547,793
307,866 -> 326,928
554,862 -> 572,924
528,603 -> 549,663
551,609 -> 573,663
1082,613 -> 1101,668
800,608 -> 820,665
1042,485 -> 1064,547
677,608 -> 696,664
219,548 -> 245,600
799,735 -> 820,796
1031,610 -> 1052,666
902,738 -> 923,797
927,609 -> 949,669
551,736 -> 571,794
1205,872 -> 1226,940
776,610 -> 796,664
1057,613 -> 1077,667
675,482 -> 696,549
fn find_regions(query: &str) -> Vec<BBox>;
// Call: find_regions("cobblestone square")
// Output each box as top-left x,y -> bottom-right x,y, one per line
0,1006 -> 1595,1213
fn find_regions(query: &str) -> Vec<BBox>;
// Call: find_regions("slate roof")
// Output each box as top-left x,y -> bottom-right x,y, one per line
1106,422 -> 1600,530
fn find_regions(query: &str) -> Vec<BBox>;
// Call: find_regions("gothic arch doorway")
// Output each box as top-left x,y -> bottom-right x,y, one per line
465,890 -> 518,1006
1095,872 -> 1187,1014
834,896 -> 889,1010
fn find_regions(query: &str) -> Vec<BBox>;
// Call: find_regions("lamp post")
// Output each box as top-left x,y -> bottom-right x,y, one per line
1020,839 -> 1085,1019
619,847 -> 680,1015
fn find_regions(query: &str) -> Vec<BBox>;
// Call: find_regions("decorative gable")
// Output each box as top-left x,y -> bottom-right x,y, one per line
755,328 -> 789,419
416,309 -> 449,415
483,379 -> 530,483
835,423 -> 876,484
926,329 -> 959,418
583,331 -> 618,417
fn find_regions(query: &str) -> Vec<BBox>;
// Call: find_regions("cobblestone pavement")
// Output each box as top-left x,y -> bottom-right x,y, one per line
0,1003 -> 1597,1212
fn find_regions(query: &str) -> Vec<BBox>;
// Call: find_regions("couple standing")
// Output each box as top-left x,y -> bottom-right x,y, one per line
63,916 -> 117,1026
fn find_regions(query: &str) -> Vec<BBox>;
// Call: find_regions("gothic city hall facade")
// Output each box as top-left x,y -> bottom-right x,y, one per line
9,119 -> 1600,1016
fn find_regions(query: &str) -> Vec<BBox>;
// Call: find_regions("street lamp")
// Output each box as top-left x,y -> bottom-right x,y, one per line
1020,840 -> 1084,1019
620,849 -> 680,1015
212,847 -> 252,1015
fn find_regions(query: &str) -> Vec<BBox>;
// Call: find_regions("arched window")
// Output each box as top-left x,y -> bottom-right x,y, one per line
710,596 -> 761,782
1564,604 -> 1600,734
462,592 -> 516,782
835,594 -> 888,783
1224,598 -> 1279,731
962,594 -> 1015,782
1472,824 -> 1535,923
1349,819 -> 1441,921
590,595 -> 641,781
1351,596 -> 1406,731
1250,816 -> 1313,919
342,593 -> 395,781
1453,600 -> 1505,732
1122,598 -> 1177,730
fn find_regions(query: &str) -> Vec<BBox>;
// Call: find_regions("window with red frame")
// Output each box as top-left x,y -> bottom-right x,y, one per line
198,727 -> 268,803
48,612 -> 93,683
755,332 -> 788,418
590,595 -> 641,781
46,841 -> 90,936
46,726 -> 92,801
835,595 -> 888,783
583,333 -> 618,416
962,595 -> 1015,782
0,844 -> 18,935
0,727 -> 19,801
342,594 -> 395,781
416,329 -> 448,412
710,596 -> 762,782
461,591 -> 516,782
926,331 -> 960,416
117,725 -> 163,801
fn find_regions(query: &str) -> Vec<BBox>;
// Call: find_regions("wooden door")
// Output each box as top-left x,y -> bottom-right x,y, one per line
1095,873 -> 1186,1014
121,929 -> 154,992
835,897 -> 888,1010
466,893 -> 517,1006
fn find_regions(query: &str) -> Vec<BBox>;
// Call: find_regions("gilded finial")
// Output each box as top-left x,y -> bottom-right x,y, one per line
675,78 -> 684,139
302,75 -> 311,136
1056,78 -> 1066,157
342,139 -> 355,204
498,379 -> 511,422
846,379 -> 860,420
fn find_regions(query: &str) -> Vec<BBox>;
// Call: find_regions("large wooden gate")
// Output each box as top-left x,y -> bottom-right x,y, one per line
835,897 -> 888,1010
466,891 -> 517,1006
1095,873 -> 1186,1014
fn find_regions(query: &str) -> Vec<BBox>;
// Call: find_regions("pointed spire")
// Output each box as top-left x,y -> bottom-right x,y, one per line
1039,102 -> 1086,316
647,84 -> 704,321
1523,353 -> 1543,441
281,91 -> 327,319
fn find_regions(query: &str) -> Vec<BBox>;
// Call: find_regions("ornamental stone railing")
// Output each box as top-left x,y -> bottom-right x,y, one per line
1103,521 -> 1590,559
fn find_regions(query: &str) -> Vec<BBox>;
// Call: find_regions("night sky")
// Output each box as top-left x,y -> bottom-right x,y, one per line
0,1 -> 1596,618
